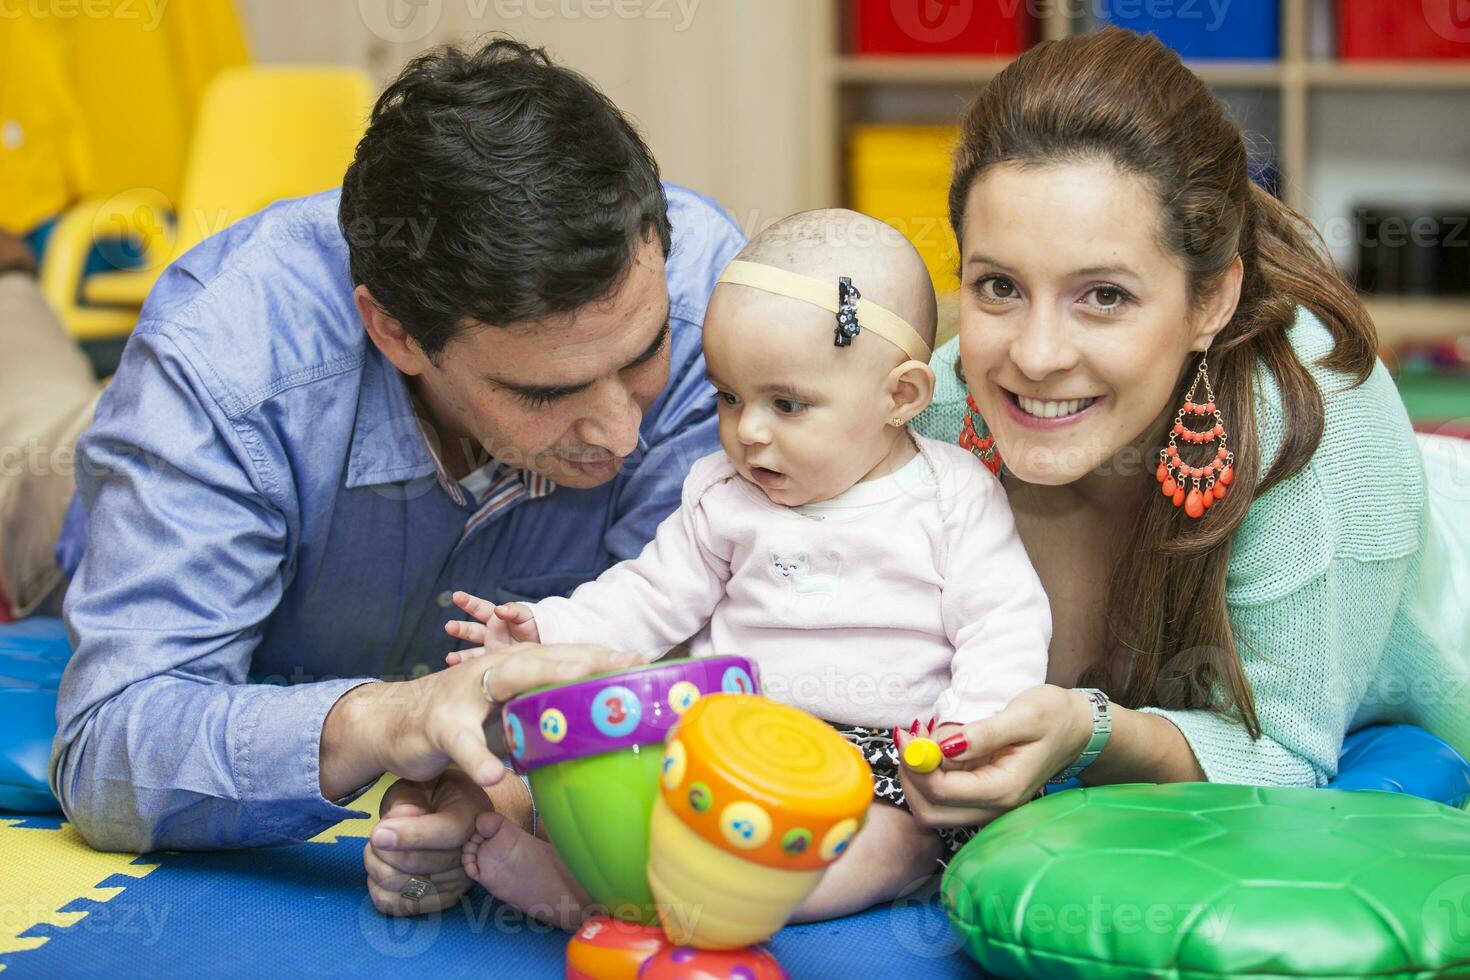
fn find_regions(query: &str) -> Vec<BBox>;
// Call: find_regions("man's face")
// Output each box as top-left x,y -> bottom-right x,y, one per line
411,237 -> 671,489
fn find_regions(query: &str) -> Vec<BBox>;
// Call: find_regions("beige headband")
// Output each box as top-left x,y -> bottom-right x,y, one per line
715,260 -> 932,364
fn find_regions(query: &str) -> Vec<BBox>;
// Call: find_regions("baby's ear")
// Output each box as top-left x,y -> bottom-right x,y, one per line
887,359 -> 937,423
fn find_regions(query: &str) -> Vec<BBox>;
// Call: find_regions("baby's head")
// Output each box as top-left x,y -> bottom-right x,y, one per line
704,209 -> 938,506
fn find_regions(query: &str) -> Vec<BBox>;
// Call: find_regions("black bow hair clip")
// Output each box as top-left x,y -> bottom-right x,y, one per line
835,276 -> 861,348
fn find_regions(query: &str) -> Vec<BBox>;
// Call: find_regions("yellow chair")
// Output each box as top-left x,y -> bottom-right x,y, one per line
43,66 -> 373,341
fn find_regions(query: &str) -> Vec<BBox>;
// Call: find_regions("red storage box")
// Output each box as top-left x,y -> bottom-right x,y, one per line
1337,0 -> 1470,60
851,0 -> 1036,55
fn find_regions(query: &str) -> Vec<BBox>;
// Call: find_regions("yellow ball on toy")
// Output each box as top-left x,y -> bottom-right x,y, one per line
901,737 -> 942,774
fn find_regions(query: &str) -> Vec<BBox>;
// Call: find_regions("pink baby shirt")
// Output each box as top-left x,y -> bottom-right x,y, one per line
529,435 -> 1052,728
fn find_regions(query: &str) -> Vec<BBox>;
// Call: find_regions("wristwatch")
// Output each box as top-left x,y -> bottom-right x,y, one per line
1047,688 -> 1112,785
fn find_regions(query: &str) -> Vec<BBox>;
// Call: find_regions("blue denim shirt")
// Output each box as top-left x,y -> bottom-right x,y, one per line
50,185 -> 744,851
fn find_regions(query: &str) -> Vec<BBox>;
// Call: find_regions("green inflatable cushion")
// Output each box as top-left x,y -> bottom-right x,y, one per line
942,783 -> 1470,979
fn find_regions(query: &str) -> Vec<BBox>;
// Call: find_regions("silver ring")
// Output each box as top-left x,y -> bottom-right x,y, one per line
399,876 -> 430,902
480,665 -> 499,706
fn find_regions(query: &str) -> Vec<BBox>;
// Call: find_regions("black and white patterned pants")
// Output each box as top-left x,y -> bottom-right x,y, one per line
831,723 -> 979,860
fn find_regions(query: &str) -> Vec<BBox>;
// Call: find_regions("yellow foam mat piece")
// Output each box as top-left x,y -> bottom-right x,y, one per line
307,774 -> 394,845
0,819 -> 157,962
0,774 -> 409,971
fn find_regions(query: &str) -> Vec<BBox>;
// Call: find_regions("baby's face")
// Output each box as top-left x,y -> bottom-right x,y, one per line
702,285 -> 903,506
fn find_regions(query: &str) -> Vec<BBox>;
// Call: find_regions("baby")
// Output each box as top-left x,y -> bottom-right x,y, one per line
449,209 -> 1052,923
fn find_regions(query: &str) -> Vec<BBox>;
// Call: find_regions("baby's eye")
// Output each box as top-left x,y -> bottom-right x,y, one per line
972,275 -> 1019,303
773,398 -> 806,415
716,391 -> 739,407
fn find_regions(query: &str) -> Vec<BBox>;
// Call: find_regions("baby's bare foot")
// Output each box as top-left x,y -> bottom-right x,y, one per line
461,811 -> 592,931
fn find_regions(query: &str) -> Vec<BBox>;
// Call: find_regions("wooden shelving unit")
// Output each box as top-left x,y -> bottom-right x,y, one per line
833,55 -> 1287,87
1304,61 -> 1470,88
809,0 -> 1470,344
1365,298 -> 1470,344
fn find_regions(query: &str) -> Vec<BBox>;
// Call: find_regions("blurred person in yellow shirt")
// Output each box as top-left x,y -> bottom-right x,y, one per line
0,16 -> 94,238
0,1 -> 246,616
0,0 -> 246,241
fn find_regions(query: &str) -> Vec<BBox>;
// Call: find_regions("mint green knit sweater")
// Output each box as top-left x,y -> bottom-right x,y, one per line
911,310 -> 1470,786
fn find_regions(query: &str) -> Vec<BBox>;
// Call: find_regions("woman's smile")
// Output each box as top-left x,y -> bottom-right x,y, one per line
999,385 -> 1106,429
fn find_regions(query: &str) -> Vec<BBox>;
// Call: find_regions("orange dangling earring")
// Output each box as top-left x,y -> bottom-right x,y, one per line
1156,354 -> 1234,519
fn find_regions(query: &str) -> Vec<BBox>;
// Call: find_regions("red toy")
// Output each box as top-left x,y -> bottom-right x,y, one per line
566,917 -> 671,980
637,944 -> 788,980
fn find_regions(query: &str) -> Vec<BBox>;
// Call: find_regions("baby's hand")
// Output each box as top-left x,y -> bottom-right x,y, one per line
443,591 -> 540,665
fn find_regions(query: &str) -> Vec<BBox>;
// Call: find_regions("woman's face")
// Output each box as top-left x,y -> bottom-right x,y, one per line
956,160 -> 1236,487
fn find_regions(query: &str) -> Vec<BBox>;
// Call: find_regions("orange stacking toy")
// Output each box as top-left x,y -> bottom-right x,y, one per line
564,916 -> 670,980
648,694 -> 872,949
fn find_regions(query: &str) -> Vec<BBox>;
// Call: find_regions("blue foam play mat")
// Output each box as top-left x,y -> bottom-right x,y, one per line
2,617 -> 1467,977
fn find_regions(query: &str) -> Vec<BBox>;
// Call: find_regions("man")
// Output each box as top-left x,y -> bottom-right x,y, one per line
48,38 -> 744,915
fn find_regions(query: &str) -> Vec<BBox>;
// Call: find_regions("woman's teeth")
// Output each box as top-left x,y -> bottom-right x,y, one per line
1017,395 -> 1098,419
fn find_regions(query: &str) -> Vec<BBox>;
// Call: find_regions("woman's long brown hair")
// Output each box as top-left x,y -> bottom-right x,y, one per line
948,28 -> 1378,736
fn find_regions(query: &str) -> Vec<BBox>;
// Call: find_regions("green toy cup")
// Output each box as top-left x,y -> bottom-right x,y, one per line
501,656 -> 759,923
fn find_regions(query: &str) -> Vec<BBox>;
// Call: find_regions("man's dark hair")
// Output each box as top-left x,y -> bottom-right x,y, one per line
339,37 -> 671,356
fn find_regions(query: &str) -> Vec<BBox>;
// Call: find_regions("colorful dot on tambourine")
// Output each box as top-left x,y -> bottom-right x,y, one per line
502,656 -> 761,773
636,943 -> 788,980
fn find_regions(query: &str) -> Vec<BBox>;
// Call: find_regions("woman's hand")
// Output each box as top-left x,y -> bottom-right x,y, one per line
896,685 -> 1093,829
364,770 -> 491,916
320,643 -> 640,801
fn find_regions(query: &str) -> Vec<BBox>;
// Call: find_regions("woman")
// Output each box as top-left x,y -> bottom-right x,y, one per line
899,27 -> 1470,828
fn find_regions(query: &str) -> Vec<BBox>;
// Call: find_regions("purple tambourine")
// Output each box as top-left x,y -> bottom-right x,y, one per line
501,656 -> 760,772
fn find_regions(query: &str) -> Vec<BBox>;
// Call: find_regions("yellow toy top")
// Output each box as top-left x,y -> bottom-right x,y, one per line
658,694 -> 872,871
901,737 -> 942,774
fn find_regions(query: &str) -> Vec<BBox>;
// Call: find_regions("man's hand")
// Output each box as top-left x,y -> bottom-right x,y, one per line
364,770 -> 490,916
320,643 -> 638,801
444,591 -> 540,665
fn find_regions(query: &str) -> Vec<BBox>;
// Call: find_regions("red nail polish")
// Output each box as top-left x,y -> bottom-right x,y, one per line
927,715 -> 937,730
891,726 -> 901,744
909,719 -> 920,735
939,734 -> 968,757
